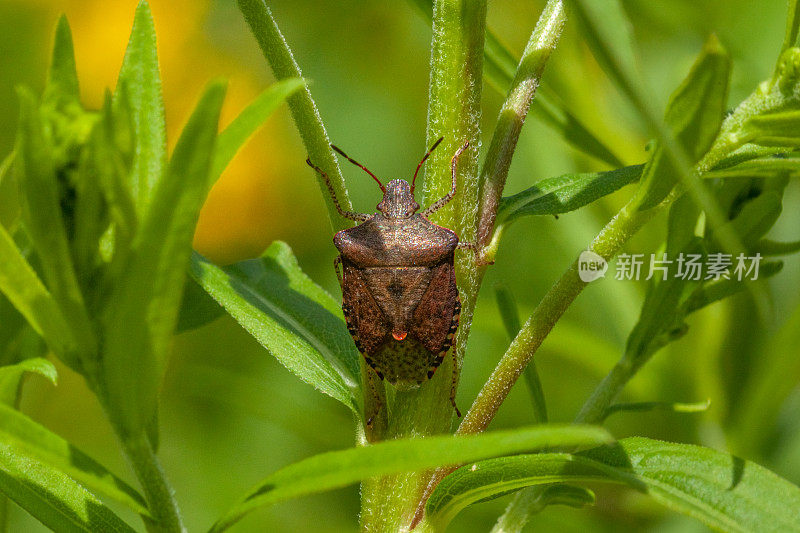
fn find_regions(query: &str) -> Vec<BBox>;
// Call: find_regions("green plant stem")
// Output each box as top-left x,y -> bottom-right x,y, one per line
360,357 -> 458,531
460,199 -> 663,436
574,359 -> 635,424
476,0 -> 567,248
359,0 -> 487,530
413,194 -> 670,526
236,0 -> 353,232
490,488 -> 553,533
423,0 -> 487,334
121,432 -> 184,532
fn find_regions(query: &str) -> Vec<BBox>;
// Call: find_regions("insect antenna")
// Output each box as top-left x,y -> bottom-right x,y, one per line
331,144 -> 385,192
411,136 -> 444,193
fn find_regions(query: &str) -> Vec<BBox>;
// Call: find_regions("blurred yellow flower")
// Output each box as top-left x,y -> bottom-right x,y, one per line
14,0 -> 295,264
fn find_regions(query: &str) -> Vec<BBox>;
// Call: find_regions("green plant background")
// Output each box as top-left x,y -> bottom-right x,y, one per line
1,0 -> 799,531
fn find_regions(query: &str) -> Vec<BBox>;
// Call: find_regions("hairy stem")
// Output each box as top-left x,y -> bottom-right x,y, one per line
476,0 -> 567,249
460,201 -> 663,436
359,0 -> 487,531
121,432 -> 184,532
237,0 -> 354,232
414,195 -> 669,525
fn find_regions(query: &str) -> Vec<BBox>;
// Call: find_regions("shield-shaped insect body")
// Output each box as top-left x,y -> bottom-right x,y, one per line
307,138 -> 469,414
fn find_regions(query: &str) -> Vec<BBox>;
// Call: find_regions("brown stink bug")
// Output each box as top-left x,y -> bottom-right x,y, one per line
306,138 -> 471,418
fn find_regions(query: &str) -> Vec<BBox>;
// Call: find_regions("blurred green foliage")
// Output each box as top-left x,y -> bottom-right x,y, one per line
1,0 -> 799,531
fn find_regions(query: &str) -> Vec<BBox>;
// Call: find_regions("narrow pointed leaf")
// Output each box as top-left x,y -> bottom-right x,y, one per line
114,0 -> 166,210
0,220 -> 80,369
632,35 -> 731,210
0,358 -> 56,406
236,0 -> 354,231
0,403 -> 148,516
175,277 -> 225,333
210,424 -> 612,532
568,0 -> 641,103
14,88 -> 95,367
92,93 -> 137,247
683,261 -> 783,314
494,284 -> 547,423
0,152 -> 18,229
497,164 -> 642,223
190,242 -> 360,411
741,110 -> 800,147
601,399 -> 710,421
104,81 -> 226,435
211,77 -> 305,181
704,156 -> 800,179
42,16 -> 80,107
428,437 -> 800,532
753,238 -> 800,255
0,443 -> 136,533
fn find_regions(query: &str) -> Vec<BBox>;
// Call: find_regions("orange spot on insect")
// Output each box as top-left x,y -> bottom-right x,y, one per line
392,331 -> 408,341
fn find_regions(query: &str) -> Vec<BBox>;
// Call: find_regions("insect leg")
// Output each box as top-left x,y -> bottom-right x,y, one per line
364,366 -> 384,429
306,158 -> 370,222
421,140 -> 470,217
449,350 -> 462,418
333,255 -> 343,286
456,241 -> 494,265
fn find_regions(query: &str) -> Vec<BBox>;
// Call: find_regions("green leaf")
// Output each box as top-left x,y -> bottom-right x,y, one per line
493,284 -> 547,423
0,152 -> 19,229
753,238 -> 800,256
531,90 -> 624,168
428,437 -> 800,532
740,110 -> 800,147
175,277 -> 225,333
730,303 -> 800,455
497,164 -> 642,223
0,442 -> 136,533
114,0 -> 166,211
0,403 -> 148,516
477,0 -> 566,251
489,484 -> 596,533
236,0 -> 354,231
602,399 -> 710,421
103,81 -> 226,436
570,0 -> 739,256
428,454 -> 630,530
625,274 -> 695,364
704,155 -> 800,179
0,294 -> 27,363
713,192 -> 782,250
91,92 -> 137,251
42,15 -> 80,108
568,0 -> 641,106
190,242 -> 360,412
211,77 -> 305,182
0,358 -> 56,406
666,192 -> 700,255
776,1 -> 800,77
0,223 -> 81,369
683,261 -> 783,315
493,283 -> 521,340
14,87 -> 95,369
632,35 -> 731,210
586,438 -> 800,532
210,424 -> 612,532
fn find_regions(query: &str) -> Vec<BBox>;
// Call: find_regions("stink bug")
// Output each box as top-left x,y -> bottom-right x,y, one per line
306,138 -> 471,418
